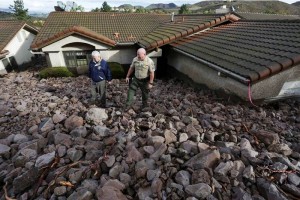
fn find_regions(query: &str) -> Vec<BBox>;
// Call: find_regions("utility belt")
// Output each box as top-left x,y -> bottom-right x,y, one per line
134,76 -> 149,82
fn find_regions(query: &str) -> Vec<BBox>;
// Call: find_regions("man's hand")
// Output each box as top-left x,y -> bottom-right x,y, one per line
126,77 -> 130,83
148,82 -> 153,89
107,81 -> 112,85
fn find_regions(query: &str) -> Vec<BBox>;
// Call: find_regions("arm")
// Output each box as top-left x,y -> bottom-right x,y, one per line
88,61 -> 92,78
106,62 -> 112,82
148,58 -> 155,88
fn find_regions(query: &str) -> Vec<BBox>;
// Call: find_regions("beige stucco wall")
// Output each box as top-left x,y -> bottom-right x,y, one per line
167,48 -> 300,100
6,29 -> 36,65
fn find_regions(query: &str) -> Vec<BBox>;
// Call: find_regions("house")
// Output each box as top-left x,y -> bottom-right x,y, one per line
0,20 -> 38,75
31,12 -> 300,100
30,12 -> 235,74
167,13 -> 300,101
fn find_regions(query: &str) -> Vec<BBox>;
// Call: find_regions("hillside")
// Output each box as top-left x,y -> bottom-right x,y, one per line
292,1 -> 300,6
0,11 -> 14,19
146,3 -> 177,9
192,1 -> 300,15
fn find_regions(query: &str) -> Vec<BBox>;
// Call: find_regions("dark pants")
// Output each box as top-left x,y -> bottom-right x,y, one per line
91,80 -> 106,106
126,77 -> 149,107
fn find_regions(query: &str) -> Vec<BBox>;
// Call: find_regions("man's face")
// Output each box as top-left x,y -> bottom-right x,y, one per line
137,51 -> 146,61
93,55 -> 101,62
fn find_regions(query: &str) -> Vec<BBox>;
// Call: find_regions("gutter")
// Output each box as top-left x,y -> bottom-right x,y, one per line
116,42 -> 135,46
173,48 -> 250,84
30,50 -> 45,55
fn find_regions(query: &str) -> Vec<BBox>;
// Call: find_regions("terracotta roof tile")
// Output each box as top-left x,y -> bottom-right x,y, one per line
170,20 -> 300,83
139,14 -> 237,51
31,12 -> 171,49
234,12 -> 300,20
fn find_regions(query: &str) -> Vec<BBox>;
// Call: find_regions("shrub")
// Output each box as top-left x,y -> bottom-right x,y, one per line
108,62 -> 125,79
39,67 -> 75,79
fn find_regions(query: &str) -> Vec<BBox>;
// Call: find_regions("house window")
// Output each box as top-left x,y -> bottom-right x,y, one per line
63,51 -> 91,68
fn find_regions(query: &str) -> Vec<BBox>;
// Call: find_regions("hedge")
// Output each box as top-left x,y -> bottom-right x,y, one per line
39,67 -> 75,79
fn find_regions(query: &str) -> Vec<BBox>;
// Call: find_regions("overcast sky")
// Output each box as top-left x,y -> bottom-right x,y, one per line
0,0 -> 298,12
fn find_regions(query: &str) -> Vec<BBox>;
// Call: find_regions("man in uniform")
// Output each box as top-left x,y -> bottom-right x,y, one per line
125,48 -> 155,110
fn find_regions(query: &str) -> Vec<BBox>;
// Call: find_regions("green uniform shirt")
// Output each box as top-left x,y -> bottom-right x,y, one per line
130,56 -> 155,79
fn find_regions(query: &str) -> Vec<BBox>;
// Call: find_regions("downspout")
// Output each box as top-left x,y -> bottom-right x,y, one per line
173,48 -> 249,84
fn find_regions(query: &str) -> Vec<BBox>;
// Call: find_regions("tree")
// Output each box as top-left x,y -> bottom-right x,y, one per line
91,7 -> 101,12
9,0 -> 30,20
70,5 -> 85,12
178,4 -> 190,14
101,1 -> 111,12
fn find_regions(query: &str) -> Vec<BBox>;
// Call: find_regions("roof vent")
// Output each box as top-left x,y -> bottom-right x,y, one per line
113,32 -> 120,39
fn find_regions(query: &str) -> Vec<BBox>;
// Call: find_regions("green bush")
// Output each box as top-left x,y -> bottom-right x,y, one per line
39,67 -> 75,79
108,62 -> 125,79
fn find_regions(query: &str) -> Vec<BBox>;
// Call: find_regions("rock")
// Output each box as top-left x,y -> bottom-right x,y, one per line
35,151 -> 55,168
243,166 -> 255,182
13,167 -> 39,194
175,170 -> 191,187
232,187 -> 252,200
80,179 -> 99,194
120,173 -> 131,186
214,161 -> 234,183
230,160 -> 245,178
52,113 -> 66,124
164,129 -> 177,144
288,173 -> 300,186
54,133 -> 72,147
67,190 -> 93,200
185,183 -> 212,199
94,126 -> 110,137
257,178 -> 288,200
104,155 -> 116,168
86,108 -> 108,125
0,144 -> 10,156
191,169 -> 211,184
67,148 -> 83,162
179,133 -> 189,143
96,186 -> 127,200
70,126 -> 87,138
150,143 -> 167,161
281,184 -> 300,198
126,142 -> 143,163
252,130 -> 280,146
137,187 -> 152,200
184,149 -> 220,170
54,186 -> 67,196
268,143 -> 293,156
64,115 -> 84,131
39,118 -> 55,133
13,134 -> 29,143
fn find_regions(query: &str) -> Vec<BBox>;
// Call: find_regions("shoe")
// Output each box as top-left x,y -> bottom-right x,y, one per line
141,105 -> 151,112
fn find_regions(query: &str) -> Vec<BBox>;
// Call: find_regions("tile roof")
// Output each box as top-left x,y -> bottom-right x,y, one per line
138,14 -> 239,51
31,12 -> 240,50
170,20 -> 300,84
31,12 -> 171,50
0,20 -> 38,55
234,12 -> 300,20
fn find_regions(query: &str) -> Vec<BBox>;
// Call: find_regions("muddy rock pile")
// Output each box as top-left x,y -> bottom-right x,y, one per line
0,71 -> 300,200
